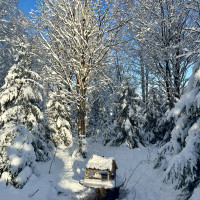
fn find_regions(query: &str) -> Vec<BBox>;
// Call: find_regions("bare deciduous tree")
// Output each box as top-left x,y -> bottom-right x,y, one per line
123,0 -> 198,108
34,0 -> 121,138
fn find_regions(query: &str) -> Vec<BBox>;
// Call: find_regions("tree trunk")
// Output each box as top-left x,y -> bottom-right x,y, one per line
145,66 -> 149,102
141,58 -> 146,103
77,4 -> 88,139
77,97 -> 87,158
77,99 -> 86,137
174,48 -> 181,100
174,66 -> 180,100
165,60 -> 173,108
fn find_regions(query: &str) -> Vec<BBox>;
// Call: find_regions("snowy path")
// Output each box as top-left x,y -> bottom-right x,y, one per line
0,146 -> 86,200
22,147 -> 87,200
0,143 -> 182,200
50,147 -> 86,197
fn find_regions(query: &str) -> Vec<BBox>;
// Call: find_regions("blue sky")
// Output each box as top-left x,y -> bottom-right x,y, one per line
18,0 -> 38,15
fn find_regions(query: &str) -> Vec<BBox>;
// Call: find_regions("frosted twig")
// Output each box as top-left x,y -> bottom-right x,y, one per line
132,188 -> 136,200
130,173 -> 142,191
49,147 -> 57,174
122,160 -> 143,189
28,189 -> 39,197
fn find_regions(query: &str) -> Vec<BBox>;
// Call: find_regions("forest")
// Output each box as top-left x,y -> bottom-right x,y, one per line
0,0 -> 200,199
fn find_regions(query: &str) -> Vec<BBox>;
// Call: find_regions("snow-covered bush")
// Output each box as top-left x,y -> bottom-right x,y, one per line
0,43 -> 51,187
154,60 -> 200,193
46,89 -> 72,147
0,124 -> 35,187
109,84 -> 145,148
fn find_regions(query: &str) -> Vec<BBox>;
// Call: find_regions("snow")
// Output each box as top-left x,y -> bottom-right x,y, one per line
86,154 -> 115,171
190,185 -> 200,200
122,99 -> 127,110
1,172 -> 11,182
16,166 -> 32,187
80,178 -> 115,189
124,119 -> 132,131
80,175 -> 124,189
21,85 -> 35,101
0,142 -> 183,200
57,117 -> 70,129
167,89 -> 198,119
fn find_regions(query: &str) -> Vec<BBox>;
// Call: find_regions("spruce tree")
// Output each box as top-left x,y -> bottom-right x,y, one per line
0,42 -> 51,188
0,0 -> 29,86
143,87 -> 171,144
111,84 -> 145,148
154,60 -> 200,193
46,87 -> 72,147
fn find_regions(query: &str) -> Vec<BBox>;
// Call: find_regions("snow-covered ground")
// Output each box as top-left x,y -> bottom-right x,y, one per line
0,141 -> 182,200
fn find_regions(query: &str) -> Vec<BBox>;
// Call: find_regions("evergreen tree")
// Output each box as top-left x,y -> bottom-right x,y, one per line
46,87 -> 72,147
154,60 -> 200,194
0,0 -> 29,86
0,42 -> 51,188
110,84 -> 145,148
143,87 -> 172,144
87,83 -> 116,143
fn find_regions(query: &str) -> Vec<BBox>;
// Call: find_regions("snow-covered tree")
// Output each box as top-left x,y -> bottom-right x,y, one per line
0,42 -> 51,188
0,0 -> 28,86
33,0 -> 122,139
154,60 -> 200,193
185,0 -> 200,58
87,85 -> 116,143
46,87 -> 73,147
143,87 -> 172,144
123,0 -> 197,108
109,84 -> 145,148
